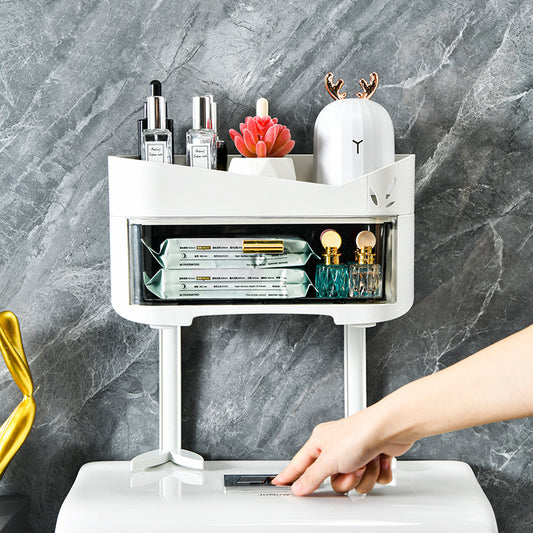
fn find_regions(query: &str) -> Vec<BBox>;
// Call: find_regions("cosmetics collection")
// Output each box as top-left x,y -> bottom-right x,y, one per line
141,231 -> 383,301
136,75 -> 390,301
315,230 -> 382,299
138,83 -> 227,170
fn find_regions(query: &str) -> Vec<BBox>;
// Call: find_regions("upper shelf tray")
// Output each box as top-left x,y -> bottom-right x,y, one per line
108,154 -> 415,219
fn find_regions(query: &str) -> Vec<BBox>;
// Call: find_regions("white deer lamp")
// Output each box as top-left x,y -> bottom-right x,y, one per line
314,72 -> 395,186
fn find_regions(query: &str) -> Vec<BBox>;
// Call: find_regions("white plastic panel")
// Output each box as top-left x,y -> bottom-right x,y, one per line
108,155 -> 414,219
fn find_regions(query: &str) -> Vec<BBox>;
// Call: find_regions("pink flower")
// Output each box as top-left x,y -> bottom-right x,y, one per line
229,115 -> 295,158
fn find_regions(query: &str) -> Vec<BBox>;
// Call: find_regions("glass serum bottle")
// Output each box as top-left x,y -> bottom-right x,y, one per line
140,80 -> 173,164
211,100 -> 228,171
349,231 -> 383,298
186,95 -> 217,169
315,229 -> 349,298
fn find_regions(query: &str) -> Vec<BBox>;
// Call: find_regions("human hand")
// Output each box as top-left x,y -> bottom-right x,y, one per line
272,406 -> 414,496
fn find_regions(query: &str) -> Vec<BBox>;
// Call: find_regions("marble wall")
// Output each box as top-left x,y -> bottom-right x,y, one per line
0,1 -> 531,531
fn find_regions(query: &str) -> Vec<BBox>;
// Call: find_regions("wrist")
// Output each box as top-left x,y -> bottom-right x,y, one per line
369,385 -> 422,446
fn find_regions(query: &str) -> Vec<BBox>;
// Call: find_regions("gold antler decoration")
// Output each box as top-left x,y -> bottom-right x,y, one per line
0,311 -> 36,479
325,72 -> 347,100
356,72 -> 379,100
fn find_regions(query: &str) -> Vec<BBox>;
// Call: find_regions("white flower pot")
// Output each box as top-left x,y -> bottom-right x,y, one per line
228,157 -> 296,180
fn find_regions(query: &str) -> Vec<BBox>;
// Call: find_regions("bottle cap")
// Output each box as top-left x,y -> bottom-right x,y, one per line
355,231 -> 376,264
192,95 -> 213,130
150,80 -> 162,97
320,229 -> 342,265
146,80 -> 167,129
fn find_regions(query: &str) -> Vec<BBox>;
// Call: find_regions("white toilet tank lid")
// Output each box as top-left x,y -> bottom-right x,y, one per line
55,459 -> 497,533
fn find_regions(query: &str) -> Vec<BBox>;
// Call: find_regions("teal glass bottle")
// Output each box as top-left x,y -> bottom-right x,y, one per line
315,229 -> 349,298
348,231 -> 383,299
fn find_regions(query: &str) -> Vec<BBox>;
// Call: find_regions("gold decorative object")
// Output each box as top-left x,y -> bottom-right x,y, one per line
242,240 -> 284,254
325,71 -> 379,100
0,311 -> 36,479
325,72 -> 347,100
356,72 -> 379,99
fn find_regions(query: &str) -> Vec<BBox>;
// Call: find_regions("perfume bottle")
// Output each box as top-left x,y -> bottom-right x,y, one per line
137,100 -> 147,158
140,80 -> 173,164
186,96 -> 217,169
211,100 -> 228,171
348,230 -> 383,298
315,229 -> 349,298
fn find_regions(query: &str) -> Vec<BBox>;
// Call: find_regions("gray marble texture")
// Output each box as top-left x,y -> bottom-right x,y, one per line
0,0 -> 531,531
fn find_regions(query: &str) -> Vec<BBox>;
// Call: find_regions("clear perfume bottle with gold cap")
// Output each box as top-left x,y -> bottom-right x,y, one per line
315,229 -> 349,298
348,230 -> 382,298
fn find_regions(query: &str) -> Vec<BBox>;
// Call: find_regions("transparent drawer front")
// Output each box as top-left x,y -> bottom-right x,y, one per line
129,221 -> 394,306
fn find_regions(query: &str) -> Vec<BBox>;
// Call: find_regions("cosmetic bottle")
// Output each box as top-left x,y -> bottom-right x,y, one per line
207,96 -> 228,171
186,96 -> 217,169
315,229 -> 348,298
140,80 -> 173,164
137,101 -> 147,158
348,231 -> 383,298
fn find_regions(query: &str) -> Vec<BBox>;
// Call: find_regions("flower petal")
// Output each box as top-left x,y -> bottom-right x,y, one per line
270,139 -> 295,157
234,135 -> 256,157
271,126 -> 291,153
264,124 -> 280,154
256,140 -> 267,158
243,128 -> 257,154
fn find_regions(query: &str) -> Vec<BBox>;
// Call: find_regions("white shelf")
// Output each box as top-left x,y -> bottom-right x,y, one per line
107,153 -> 415,471
108,154 -> 414,327
109,154 -> 414,218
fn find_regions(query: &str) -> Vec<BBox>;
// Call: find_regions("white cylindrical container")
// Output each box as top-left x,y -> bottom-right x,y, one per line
314,98 -> 394,185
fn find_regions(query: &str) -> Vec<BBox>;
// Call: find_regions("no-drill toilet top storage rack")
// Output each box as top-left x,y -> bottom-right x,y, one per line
108,154 -> 415,471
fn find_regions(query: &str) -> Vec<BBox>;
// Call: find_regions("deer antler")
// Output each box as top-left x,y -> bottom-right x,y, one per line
325,72 -> 347,100
356,72 -> 379,99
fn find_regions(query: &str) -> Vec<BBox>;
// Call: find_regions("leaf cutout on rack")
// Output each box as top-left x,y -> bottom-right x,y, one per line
385,177 -> 397,200
369,187 -> 379,206
386,201 -> 395,208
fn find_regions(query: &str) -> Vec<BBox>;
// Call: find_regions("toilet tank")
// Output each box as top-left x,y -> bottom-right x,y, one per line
55,460 -> 498,532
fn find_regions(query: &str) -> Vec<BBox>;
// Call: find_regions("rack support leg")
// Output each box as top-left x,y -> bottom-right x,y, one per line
344,325 -> 371,417
130,326 -> 204,472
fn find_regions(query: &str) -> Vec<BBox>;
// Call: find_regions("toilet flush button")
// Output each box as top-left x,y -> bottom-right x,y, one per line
225,474 -> 279,487
224,474 -> 293,493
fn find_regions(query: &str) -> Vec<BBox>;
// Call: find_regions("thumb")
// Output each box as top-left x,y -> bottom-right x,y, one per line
291,455 -> 332,495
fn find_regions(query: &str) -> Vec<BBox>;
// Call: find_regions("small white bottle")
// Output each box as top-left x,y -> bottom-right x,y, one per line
140,81 -> 173,164
186,96 -> 217,169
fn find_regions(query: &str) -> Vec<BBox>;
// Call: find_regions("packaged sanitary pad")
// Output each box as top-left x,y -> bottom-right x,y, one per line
143,268 -> 313,299
143,237 -> 318,269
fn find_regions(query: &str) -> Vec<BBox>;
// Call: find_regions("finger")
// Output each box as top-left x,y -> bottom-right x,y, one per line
355,456 -> 380,494
331,468 -> 366,493
291,455 -> 333,496
377,454 -> 394,485
272,440 -> 320,485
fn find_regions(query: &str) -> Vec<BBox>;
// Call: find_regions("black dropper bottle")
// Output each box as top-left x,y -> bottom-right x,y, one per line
137,80 -> 174,160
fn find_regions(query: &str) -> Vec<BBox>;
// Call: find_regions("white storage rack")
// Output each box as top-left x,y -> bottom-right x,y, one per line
108,154 -> 415,471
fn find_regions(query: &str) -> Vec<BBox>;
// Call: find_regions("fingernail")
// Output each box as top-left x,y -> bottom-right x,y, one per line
271,476 -> 279,484
355,468 -> 366,477
381,459 -> 389,470
292,480 -> 302,493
